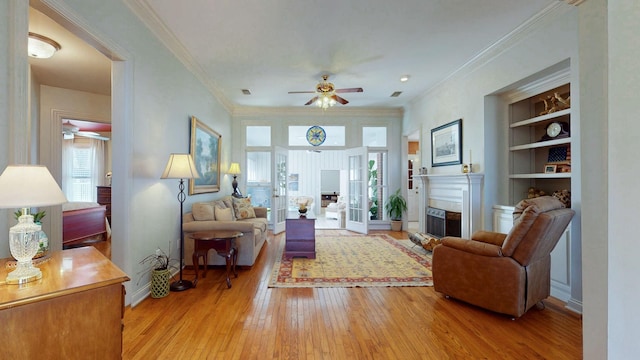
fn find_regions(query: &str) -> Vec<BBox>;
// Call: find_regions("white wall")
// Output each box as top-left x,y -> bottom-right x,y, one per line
606,1 -> 640,358
289,151 -> 346,214
8,0 -> 234,305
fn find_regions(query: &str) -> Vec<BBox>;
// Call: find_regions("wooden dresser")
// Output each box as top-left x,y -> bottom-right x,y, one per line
97,185 -> 112,224
0,247 -> 129,359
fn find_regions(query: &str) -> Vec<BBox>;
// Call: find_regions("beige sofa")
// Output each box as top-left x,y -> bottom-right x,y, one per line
182,196 -> 269,267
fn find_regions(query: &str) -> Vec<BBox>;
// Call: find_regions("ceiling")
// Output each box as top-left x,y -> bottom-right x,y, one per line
28,0 -> 558,111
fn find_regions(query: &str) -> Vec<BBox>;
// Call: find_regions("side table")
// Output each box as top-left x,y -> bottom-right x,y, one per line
191,230 -> 242,288
284,211 -> 316,259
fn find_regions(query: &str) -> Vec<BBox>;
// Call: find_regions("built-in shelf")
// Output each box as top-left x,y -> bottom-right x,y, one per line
508,82 -> 572,203
509,173 -> 571,179
510,137 -> 571,151
510,108 -> 571,128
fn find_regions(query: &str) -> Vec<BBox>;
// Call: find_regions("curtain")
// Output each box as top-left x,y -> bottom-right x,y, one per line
62,139 -> 74,198
61,137 -> 106,202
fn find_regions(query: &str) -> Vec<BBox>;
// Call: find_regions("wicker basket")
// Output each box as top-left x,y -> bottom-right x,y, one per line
151,269 -> 170,298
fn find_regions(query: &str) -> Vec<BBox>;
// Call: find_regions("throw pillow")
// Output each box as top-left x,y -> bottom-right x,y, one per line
214,207 -> 234,221
233,197 -> 256,219
192,203 -> 214,221
213,196 -> 237,220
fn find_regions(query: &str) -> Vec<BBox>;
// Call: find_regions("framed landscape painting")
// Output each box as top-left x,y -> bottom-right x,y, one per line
431,119 -> 462,167
189,116 -> 221,195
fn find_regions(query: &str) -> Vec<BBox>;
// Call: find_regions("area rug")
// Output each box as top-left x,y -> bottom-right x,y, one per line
268,234 -> 432,288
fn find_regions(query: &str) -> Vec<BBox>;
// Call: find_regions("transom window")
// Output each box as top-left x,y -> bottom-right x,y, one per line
288,126 -> 345,146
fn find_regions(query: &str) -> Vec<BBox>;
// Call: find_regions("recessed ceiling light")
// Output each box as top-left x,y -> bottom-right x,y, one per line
241,89 -> 251,95
400,75 -> 410,82
390,91 -> 402,97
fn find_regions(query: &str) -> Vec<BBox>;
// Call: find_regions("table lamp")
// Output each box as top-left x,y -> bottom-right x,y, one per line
161,154 -> 200,291
228,162 -> 242,198
0,165 -> 67,284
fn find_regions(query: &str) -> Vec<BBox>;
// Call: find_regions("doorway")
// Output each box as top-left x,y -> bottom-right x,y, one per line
407,129 -> 421,233
29,3 -> 131,272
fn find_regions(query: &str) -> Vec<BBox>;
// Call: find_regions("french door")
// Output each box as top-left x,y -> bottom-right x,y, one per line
272,147 -> 288,234
345,147 -> 369,234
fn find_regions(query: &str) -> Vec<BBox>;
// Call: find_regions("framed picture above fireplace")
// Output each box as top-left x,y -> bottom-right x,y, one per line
431,119 -> 462,167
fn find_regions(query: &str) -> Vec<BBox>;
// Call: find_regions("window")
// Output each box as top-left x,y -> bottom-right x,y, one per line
363,127 -> 387,147
246,126 -> 271,147
246,151 -> 272,213
62,138 -> 105,202
288,126 -> 345,146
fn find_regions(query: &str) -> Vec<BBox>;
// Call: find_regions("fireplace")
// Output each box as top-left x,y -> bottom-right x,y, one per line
426,207 -> 461,238
415,174 -> 483,238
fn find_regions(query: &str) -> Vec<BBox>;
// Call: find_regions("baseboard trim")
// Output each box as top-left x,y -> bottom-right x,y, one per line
551,281 -> 571,302
565,297 -> 583,314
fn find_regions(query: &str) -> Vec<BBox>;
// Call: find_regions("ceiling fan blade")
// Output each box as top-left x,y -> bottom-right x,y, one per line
305,96 -> 318,106
335,87 -> 363,93
288,90 -> 316,94
77,131 -> 110,141
332,95 -> 349,105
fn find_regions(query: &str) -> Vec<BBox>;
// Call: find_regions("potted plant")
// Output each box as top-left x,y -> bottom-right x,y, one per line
385,189 -> 408,231
138,248 -> 173,298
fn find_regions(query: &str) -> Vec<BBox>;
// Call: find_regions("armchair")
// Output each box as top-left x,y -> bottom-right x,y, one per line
432,196 -> 574,317
325,196 -> 346,219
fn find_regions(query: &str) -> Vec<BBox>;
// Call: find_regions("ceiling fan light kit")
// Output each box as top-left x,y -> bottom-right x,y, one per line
289,74 -> 363,110
316,94 -> 337,109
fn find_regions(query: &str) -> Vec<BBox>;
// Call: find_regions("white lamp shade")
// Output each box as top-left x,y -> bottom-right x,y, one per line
228,163 -> 241,175
0,165 -> 67,208
161,154 -> 200,179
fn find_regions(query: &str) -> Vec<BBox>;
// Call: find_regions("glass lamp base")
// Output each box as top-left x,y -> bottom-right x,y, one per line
6,265 -> 42,285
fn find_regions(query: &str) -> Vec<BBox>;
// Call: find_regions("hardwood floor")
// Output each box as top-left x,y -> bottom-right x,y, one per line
122,230 -> 582,359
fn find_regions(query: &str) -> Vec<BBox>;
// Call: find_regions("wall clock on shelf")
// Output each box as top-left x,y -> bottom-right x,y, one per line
306,125 -> 326,146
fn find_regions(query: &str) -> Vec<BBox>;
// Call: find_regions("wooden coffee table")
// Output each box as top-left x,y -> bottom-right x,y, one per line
191,230 -> 242,288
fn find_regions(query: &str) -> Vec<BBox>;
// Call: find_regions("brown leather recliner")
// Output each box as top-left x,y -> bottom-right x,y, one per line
432,196 -> 575,318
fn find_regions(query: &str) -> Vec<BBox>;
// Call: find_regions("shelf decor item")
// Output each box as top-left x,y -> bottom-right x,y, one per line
0,165 -> 67,284
431,119 -> 462,167
161,153 -> 200,292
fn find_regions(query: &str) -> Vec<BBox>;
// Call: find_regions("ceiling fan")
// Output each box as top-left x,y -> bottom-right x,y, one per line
62,122 -> 110,141
288,75 -> 363,108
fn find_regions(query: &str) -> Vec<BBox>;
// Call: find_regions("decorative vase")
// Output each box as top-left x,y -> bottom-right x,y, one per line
151,269 -> 171,298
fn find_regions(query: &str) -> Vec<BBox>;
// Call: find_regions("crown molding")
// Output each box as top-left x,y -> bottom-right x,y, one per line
232,106 -> 404,119
408,1 -> 573,108
563,0 -> 586,6
123,0 -> 233,114
37,0 -> 131,61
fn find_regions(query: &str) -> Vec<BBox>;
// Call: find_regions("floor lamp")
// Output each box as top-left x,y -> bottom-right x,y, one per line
161,154 -> 200,291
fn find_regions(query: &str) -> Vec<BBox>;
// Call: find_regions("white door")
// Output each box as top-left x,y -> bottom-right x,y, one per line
345,147 -> 369,234
272,147 -> 288,234
407,155 -> 420,221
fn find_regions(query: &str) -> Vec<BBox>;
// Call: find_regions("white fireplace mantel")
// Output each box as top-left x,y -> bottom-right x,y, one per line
414,173 -> 484,238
